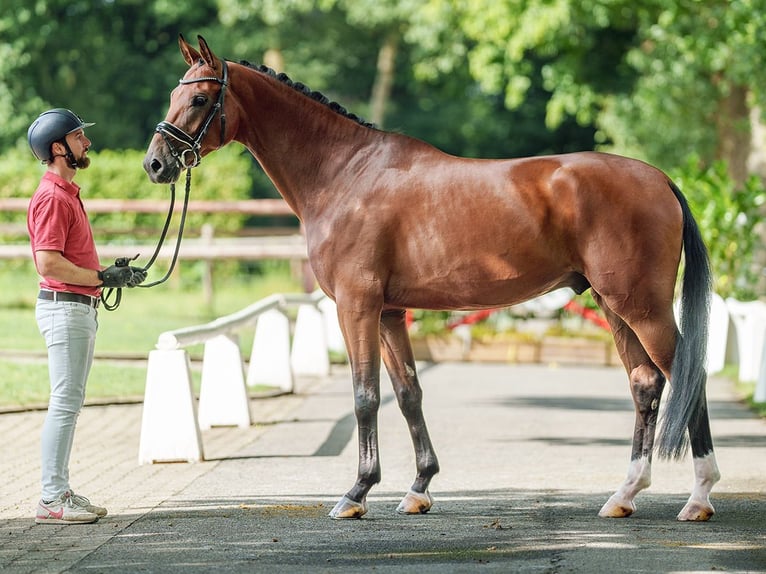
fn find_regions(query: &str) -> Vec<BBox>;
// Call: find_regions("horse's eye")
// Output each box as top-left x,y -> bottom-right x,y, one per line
191,95 -> 207,107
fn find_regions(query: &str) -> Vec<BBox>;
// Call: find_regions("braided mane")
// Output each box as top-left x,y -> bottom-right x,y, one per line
240,60 -> 377,129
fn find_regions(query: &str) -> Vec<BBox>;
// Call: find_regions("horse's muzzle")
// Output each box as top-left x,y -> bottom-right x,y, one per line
143,151 -> 180,184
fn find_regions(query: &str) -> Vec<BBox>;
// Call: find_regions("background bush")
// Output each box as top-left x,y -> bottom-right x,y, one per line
672,156 -> 766,301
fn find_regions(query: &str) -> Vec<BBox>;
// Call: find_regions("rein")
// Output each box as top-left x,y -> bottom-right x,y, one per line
100,169 -> 192,311
102,61 -> 228,311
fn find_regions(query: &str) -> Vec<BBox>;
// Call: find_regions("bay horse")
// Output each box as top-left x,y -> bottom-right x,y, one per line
144,35 -> 720,521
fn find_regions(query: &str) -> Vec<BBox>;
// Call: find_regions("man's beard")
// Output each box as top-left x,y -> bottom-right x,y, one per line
70,154 -> 90,169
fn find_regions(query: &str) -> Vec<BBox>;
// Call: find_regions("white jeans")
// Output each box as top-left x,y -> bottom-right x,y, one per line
35,300 -> 98,501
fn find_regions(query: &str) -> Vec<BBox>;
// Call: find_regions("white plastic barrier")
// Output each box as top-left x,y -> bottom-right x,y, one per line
512,287 -> 574,315
318,297 -> 347,356
247,309 -> 294,392
139,290 -> 334,464
726,298 -> 766,382
197,334 -> 252,430
672,293 -> 729,375
139,350 -> 204,464
757,340 -> 766,403
705,293 -> 730,375
291,304 -> 331,377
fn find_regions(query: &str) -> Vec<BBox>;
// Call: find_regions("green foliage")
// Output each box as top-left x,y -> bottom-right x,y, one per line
0,147 -> 46,218
408,309 -> 452,337
409,0 -> 766,172
0,0 -> 220,150
672,157 -> 766,300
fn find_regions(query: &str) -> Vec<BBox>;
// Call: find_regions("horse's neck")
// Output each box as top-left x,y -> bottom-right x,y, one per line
235,70 -> 375,219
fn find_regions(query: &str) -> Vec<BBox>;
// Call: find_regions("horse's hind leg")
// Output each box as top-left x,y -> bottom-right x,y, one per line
677,394 -> 720,521
595,292 -> 720,521
380,309 -> 439,514
594,293 -> 666,518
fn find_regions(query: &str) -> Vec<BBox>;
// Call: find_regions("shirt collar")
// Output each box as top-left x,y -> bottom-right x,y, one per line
42,171 -> 81,197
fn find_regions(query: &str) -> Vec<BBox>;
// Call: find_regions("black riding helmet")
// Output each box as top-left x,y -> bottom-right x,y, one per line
27,108 -> 95,162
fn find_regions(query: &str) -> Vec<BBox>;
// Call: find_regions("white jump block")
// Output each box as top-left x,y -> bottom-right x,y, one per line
318,297 -> 347,357
673,293 -> 730,375
291,304 -> 330,377
726,298 -> 766,382
198,334 -> 252,430
706,293 -> 729,375
248,309 -> 294,392
139,349 -> 204,464
757,339 -> 766,403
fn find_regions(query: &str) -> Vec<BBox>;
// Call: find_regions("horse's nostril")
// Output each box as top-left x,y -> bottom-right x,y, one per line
150,158 -> 163,173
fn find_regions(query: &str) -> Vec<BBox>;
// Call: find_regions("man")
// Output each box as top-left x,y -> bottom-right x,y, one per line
26,108 -> 146,524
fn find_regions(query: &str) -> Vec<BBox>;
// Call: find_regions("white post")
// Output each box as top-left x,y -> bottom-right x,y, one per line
725,299 -> 766,382
756,337 -> 766,403
247,308 -> 294,392
198,334 -> 252,430
318,297 -> 347,357
139,349 -> 204,464
705,293 -> 729,375
291,303 -> 330,377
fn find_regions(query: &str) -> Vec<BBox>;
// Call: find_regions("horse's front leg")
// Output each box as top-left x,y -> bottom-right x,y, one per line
328,301 -> 383,520
380,309 -> 439,514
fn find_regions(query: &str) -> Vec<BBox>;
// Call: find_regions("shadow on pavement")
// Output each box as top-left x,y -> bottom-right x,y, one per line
12,489 -> 762,574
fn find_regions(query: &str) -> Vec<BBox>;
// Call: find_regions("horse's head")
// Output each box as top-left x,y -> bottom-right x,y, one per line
143,35 -> 230,184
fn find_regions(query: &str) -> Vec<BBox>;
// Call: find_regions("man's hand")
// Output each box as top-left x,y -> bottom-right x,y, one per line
127,267 -> 147,287
98,265 -> 147,288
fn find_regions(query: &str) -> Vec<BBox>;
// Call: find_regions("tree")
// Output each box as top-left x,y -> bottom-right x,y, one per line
408,0 -> 766,182
213,0 -> 594,156
0,0 -> 220,151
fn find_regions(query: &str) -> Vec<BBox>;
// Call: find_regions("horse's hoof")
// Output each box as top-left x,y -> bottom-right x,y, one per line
328,495 -> 368,519
598,495 -> 635,518
677,500 -> 715,522
396,490 -> 433,514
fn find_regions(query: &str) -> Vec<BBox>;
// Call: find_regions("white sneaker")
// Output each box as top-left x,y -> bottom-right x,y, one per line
70,491 -> 108,518
35,491 -> 98,524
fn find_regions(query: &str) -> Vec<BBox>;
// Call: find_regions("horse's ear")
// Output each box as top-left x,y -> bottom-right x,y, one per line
179,34 -> 200,66
197,35 -> 219,72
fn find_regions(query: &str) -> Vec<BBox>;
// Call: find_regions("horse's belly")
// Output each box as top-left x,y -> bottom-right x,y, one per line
385,264 -> 571,311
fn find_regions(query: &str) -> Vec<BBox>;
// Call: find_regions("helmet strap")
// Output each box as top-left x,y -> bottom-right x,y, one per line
51,139 -> 88,169
61,139 -> 78,168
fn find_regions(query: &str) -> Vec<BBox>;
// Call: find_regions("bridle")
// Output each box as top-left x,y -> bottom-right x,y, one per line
101,59 -> 229,311
155,58 -> 229,169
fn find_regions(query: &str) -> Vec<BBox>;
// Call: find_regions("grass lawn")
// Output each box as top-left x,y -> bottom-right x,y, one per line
0,260 -> 303,408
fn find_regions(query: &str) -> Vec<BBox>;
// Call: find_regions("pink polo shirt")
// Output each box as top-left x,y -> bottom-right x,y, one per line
27,171 -> 101,297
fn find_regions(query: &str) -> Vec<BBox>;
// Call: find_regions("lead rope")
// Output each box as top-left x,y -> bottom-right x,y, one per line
100,168 -> 192,310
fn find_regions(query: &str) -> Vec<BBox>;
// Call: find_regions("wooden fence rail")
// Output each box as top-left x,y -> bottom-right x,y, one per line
1,198 -> 311,298
0,198 -> 305,261
0,197 -> 297,216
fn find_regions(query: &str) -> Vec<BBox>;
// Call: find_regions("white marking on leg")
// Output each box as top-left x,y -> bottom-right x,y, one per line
678,452 -> 720,521
599,456 -> 652,518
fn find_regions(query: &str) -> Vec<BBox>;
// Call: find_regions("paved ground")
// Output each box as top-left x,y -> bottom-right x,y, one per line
1,362 -> 765,573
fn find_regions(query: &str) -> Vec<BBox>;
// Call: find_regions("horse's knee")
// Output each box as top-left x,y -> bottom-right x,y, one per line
353,385 -> 380,421
395,381 -> 423,414
630,364 -> 665,415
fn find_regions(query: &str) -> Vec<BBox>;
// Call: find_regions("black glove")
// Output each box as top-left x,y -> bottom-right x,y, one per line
127,267 -> 147,287
98,265 -> 147,288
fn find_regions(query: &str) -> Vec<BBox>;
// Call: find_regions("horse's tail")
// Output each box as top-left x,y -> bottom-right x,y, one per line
657,180 -> 713,460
